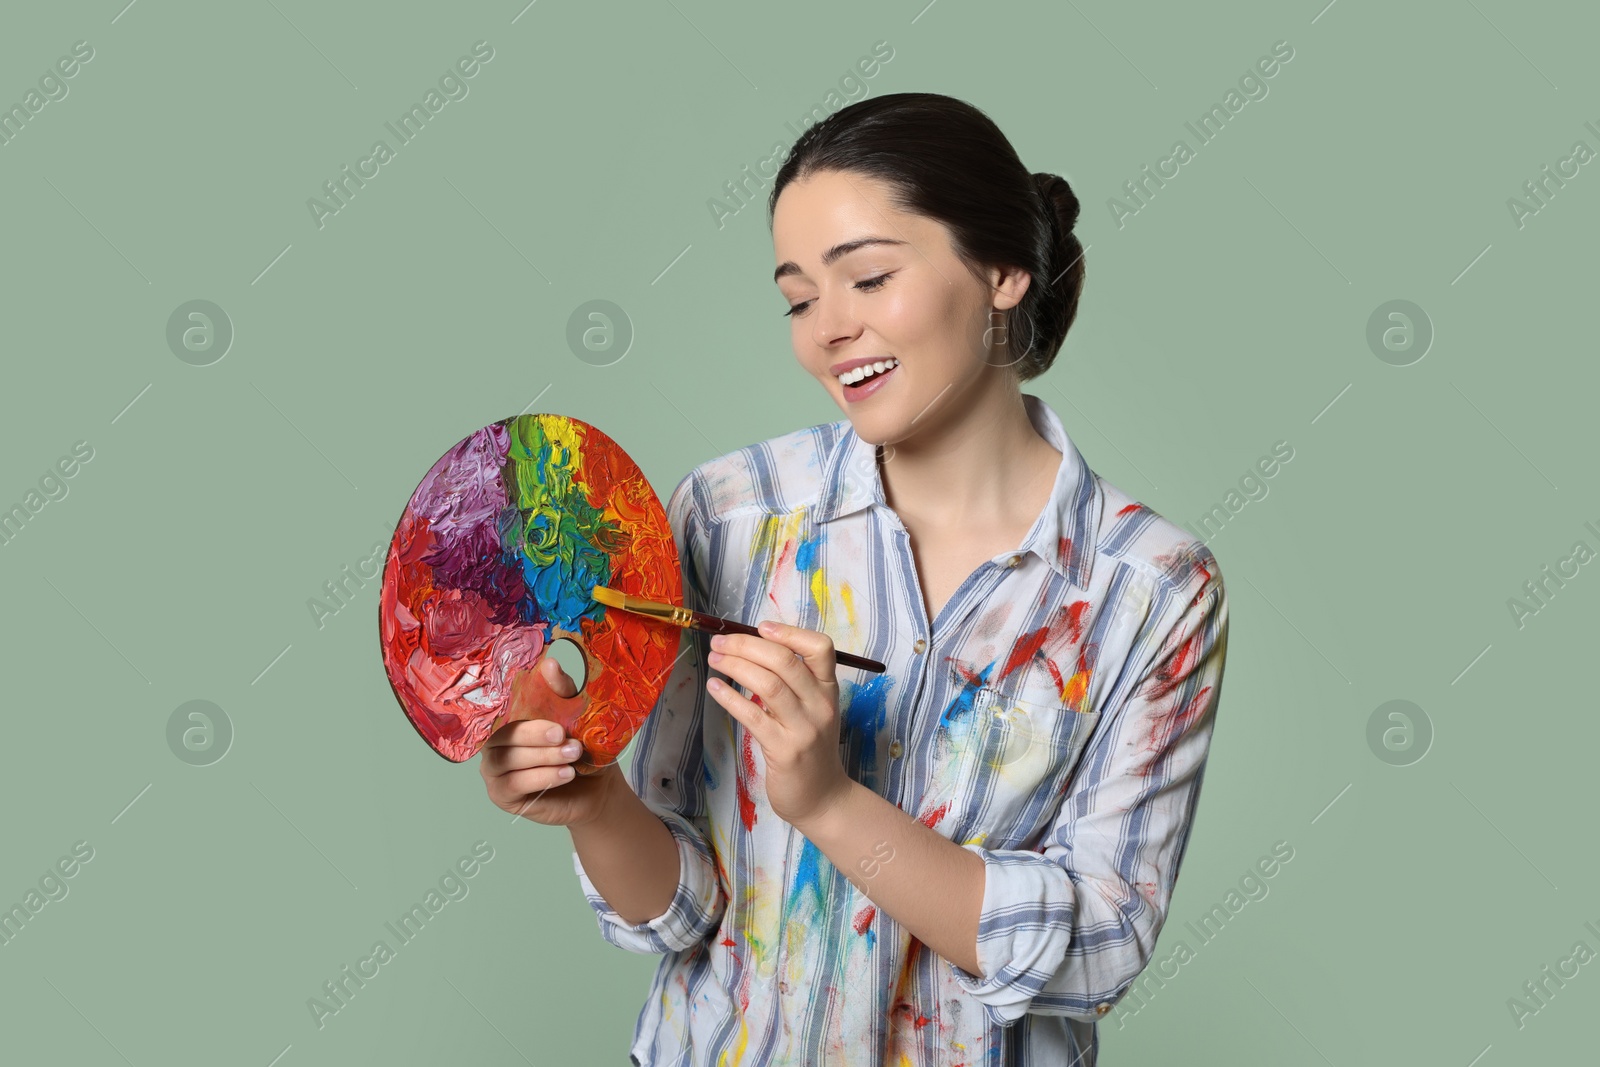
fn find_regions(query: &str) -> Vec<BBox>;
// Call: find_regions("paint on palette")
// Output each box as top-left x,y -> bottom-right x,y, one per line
379,413 -> 682,764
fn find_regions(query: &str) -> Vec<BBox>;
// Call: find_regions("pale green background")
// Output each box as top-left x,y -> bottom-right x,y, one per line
2,1 -> 1595,1064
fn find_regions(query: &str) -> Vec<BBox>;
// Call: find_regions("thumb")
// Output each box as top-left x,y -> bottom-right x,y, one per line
541,654 -> 579,699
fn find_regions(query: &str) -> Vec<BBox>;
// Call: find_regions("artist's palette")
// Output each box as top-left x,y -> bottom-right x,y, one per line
379,414 -> 682,768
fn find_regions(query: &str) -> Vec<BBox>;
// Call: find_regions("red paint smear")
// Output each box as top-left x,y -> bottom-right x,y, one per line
1044,657 -> 1065,695
914,1014 -> 930,1029
1146,627 -> 1204,701
721,936 -> 738,947
852,904 -> 876,935
736,730 -> 759,831
1057,535 -> 1073,567
1003,599 -> 1091,691
1064,600 -> 1090,645
948,660 -> 983,687
918,801 -> 950,829
1116,502 -> 1143,516
1146,685 -> 1213,754
998,624 -> 1048,684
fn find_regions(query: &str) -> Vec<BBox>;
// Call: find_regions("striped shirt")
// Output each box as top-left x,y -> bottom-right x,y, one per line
573,392 -> 1229,1066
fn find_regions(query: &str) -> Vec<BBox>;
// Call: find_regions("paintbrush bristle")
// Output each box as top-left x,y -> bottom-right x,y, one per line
591,585 -> 624,609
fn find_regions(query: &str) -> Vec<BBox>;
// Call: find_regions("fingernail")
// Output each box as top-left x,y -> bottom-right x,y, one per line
561,741 -> 581,757
759,620 -> 777,635
711,634 -> 726,650
558,766 -> 575,779
547,725 -> 562,743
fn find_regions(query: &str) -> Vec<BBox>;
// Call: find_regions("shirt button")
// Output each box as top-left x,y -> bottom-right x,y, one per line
913,638 -> 926,654
889,740 -> 904,759
1006,554 -> 1022,568
1095,1002 -> 1111,1016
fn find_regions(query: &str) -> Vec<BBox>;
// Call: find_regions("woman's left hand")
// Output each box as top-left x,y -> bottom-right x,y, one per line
704,619 -> 854,829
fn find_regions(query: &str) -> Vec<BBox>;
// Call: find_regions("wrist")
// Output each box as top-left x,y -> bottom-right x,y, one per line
572,761 -> 630,830
794,776 -> 860,837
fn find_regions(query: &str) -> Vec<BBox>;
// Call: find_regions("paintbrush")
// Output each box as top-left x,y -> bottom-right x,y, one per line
591,585 -> 887,674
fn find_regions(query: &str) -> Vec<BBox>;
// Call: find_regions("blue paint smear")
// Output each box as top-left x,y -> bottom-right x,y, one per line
844,671 -> 896,739
787,837 -> 827,917
937,665 -> 995,731
794,531 -> 821,572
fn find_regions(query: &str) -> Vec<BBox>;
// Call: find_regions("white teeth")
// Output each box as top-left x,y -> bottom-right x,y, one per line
838,357 -> 899,386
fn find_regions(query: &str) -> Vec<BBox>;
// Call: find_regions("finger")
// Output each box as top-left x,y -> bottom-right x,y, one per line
484,719 -> 569,749
713,630 -> 828,697
540,654 -> 579,699
707,654 -> 793,725
505,763 -> 577,797
482,720 -> 571,774
755,620 -> 838,684
492,736 -> 585,774
706,676 -> 774,742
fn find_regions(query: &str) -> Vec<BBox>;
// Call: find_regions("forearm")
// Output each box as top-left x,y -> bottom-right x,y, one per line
567,771 -> 681,926
795,780 -> 986,976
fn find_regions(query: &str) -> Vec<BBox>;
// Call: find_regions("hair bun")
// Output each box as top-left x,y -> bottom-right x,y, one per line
1033,171 -> 1081,232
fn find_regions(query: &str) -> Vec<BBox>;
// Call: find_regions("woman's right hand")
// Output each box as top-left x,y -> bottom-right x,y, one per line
479,655 -> 625,827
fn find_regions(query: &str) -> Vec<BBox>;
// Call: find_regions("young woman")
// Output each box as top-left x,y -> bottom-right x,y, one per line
481,92 -> 1229,1066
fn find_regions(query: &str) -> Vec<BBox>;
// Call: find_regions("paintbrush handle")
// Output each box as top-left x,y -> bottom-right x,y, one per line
687,610 -> 886,674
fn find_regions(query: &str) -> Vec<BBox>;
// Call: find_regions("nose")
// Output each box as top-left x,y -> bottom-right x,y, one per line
810,290 -> 864,350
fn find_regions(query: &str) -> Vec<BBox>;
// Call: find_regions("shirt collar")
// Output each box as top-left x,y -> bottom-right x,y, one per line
811,392 -> 1099,589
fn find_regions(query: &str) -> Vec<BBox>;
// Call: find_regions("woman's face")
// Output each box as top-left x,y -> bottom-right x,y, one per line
771,169 -> 1029,448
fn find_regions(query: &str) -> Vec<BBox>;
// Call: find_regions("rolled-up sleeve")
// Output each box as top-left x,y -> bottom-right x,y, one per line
946,557 -> 1229,1025
571,472 -> 729,955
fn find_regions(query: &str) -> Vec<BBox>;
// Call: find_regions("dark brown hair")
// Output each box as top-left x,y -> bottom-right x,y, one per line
767,92 -> 1085,381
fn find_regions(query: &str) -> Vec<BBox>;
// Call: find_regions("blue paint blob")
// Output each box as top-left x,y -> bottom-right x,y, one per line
787,837 -> 828,916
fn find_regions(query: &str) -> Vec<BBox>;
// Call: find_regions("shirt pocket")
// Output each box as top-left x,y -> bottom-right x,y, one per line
944,686 -> 1101,851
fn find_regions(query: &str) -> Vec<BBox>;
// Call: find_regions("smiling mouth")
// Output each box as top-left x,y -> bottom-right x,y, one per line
838,359 -> 900,399
835,357 -> 899,387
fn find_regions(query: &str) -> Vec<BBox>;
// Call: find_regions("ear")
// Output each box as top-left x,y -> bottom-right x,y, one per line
988,263 -> 1033,312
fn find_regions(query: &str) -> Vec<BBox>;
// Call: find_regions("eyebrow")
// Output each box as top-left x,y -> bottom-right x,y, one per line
773,237 -> 907,284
